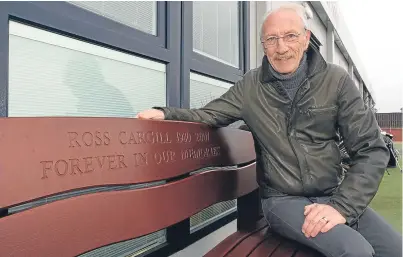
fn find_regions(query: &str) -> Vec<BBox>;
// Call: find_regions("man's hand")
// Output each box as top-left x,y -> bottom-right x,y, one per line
135,109 -> 165,120
302,203 -> 346,238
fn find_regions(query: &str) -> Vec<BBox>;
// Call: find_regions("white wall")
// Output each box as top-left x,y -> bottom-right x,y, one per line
270,1 -> 292,9
334,44 -> 348,71
249,1 -> 258,69
307,4 -> 327,60
353,73 -> 360,89
253,1 -> 270,68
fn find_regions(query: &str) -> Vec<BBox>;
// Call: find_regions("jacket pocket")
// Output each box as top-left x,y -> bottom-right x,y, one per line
300,105 -> 339,139
300,141 -> 342,195
307,105 -> 338,123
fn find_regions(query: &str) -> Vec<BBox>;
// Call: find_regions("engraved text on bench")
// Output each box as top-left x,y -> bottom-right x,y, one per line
40,130 -> 220,179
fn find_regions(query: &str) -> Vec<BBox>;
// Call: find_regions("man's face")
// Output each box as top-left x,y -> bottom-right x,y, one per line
261,9 -> 311,74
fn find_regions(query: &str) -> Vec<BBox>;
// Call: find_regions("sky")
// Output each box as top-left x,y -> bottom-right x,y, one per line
337,0 -> 403,113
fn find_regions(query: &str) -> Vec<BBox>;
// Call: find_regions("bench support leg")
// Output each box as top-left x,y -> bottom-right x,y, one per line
237,189 -> 261,230
0,208 -> 7,218
167,219 -> 190,251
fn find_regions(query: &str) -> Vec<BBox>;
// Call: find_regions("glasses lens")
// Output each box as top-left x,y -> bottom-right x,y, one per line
285,34 -> 298,42
266,37 -> 276,45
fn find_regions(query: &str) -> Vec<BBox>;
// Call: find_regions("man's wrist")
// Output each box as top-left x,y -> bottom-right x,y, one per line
327,199 -> 352,225
152,107 -> 169,119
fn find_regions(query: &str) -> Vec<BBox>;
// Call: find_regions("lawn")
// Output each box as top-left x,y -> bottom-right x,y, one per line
369,142 -> 402,234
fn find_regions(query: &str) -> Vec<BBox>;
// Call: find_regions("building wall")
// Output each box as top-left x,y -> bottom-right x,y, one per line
307,3 -> 327,60
334,44 -> 349,71
322,1 -> 375,100
353,73 -> 360,89
376,113 -> 403,128
249,1 -> 258,69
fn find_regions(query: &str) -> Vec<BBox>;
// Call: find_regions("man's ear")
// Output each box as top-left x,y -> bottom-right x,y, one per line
262,42 -> 268,55
305,30 -> 311,50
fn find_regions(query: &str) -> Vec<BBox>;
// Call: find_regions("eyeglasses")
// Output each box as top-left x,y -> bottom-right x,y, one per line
261,33 -> 301,47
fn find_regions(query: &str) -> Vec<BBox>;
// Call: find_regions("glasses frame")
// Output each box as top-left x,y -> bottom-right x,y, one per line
261,31 -> 304,48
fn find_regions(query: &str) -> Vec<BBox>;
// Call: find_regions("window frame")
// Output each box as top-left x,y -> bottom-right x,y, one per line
0,1 -> 182,117
181,1 -> 250,108
0,1 -> 250,255
171,1 -> 250,244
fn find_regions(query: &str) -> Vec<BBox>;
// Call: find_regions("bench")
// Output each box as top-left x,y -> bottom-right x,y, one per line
0,117 -> 323,256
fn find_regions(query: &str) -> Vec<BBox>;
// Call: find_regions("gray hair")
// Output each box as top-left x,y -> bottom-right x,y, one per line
259,3 -> 313,41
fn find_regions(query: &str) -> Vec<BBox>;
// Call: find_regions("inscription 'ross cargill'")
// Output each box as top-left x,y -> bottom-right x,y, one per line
39,130 -> 220,179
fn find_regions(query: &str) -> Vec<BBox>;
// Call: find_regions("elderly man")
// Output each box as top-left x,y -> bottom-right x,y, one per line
136,4 -> 401,257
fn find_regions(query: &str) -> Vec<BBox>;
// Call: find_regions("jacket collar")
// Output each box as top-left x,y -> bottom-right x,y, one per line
260,46 -> 327,84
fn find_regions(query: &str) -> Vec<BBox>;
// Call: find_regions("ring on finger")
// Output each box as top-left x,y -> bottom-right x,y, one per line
321,217 -> 329,223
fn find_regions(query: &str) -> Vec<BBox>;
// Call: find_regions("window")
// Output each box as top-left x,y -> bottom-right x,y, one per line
7,19 -> 168,257
193,2 -> 240,67
0,1 -> 249,254
188,74 -> 237,232
8,21 -> 166,117
70,1 -> 157,35
189,72 -> 232,109
185,1 -> 247,233
79,232 -> 166,257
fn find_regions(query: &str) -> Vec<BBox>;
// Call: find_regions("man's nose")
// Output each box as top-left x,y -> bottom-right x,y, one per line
276,38 -> 288,54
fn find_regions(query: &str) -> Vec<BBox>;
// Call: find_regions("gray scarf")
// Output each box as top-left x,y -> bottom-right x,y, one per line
268,53 -> 308,100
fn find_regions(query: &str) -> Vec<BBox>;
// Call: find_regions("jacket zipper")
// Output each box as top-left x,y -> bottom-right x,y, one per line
308,105 -> 338,114
286,77 -> 308,132
286,78 -> 309,192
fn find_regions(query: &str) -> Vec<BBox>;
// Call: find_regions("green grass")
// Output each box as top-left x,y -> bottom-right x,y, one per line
369,142 -> 402,233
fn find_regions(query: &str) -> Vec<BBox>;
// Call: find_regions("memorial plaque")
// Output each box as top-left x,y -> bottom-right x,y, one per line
0,117 -> 255,208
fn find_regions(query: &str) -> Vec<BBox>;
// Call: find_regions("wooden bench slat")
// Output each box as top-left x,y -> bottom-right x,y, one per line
269,241 -> 298,257
0,163 -> 257,257
225,226 -> 271,256
248,236 -> 282,257
203,218 -> 267,257
0,117 -> 255,208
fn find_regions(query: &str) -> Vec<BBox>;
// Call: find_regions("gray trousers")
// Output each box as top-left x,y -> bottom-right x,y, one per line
261,195 -> 402,257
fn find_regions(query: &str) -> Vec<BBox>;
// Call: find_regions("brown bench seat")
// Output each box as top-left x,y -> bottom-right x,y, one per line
0,117 -> 322,257
205,217 -> 322,256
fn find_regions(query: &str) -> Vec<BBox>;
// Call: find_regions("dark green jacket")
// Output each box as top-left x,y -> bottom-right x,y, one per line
157,47 -> 389,225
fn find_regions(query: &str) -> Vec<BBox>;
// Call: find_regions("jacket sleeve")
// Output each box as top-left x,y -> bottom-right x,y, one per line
153,78 -> 245,127
328,74 -> 390,225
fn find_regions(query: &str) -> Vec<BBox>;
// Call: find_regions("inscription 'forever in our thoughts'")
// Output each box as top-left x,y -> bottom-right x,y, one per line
40,130 -> 221,179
